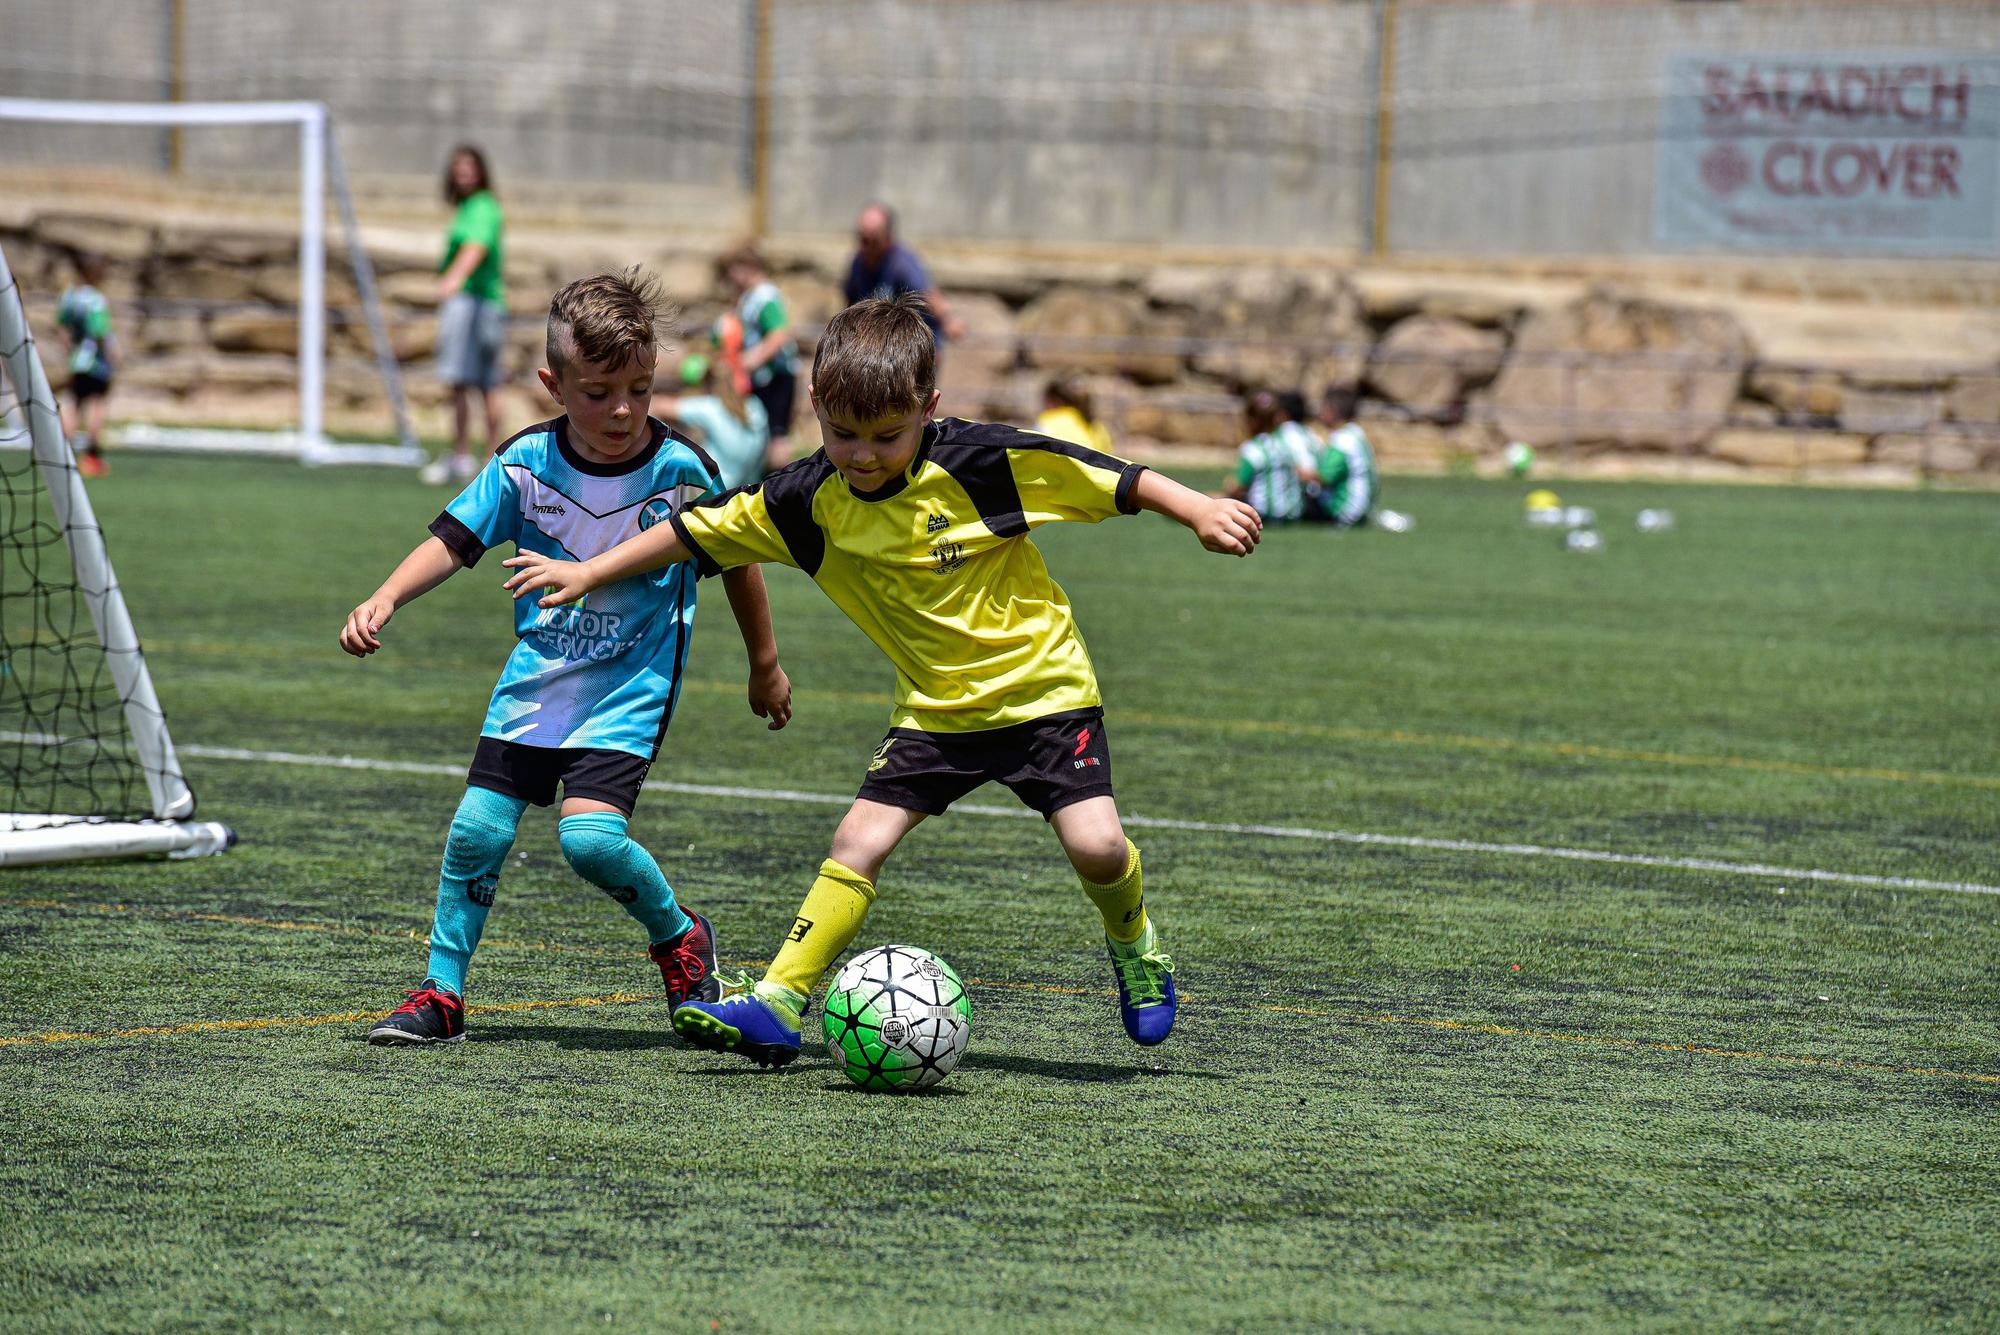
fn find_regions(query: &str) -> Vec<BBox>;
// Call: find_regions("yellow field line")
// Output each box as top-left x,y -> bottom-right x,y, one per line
0,992 -> 652,1049
9,896 -> 1995,1086
147,637 -> 1997,791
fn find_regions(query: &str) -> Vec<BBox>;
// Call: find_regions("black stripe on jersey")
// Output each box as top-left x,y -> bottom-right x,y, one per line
494,415 -> 562,465
677,452 -> 836,578
927,417 -> 1151,529
555,416 -> 670,477
429,510 -> 487,567
667,509 -> 721,579
649,560 -> 695,759
922,419 -> 1030,538
668,424 -> 724,492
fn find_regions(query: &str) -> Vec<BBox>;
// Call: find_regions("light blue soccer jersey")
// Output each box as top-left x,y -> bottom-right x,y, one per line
428,416 -> 719,759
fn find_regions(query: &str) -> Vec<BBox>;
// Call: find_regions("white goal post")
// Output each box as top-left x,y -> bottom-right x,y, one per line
0,97 -> 421,468
0,237 -> 235,865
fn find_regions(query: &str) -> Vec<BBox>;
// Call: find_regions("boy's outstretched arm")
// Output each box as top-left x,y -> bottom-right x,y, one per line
1131,469 -> 1263,556
501,524 -> 692,607
339,536 -> 463,657
722,564 -> 793,730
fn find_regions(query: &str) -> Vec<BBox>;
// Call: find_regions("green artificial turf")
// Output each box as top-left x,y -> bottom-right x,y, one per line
3,455 -> 1997,1332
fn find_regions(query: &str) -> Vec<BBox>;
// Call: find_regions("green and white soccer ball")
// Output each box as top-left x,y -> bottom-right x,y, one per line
821,945 -> 971,1092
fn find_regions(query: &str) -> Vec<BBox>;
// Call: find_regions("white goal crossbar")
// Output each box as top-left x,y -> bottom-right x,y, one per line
0,97 -> 421,467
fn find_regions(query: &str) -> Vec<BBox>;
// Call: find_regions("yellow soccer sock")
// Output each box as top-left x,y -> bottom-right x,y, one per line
1079,838 -> 1148,945
760,858 -> 878,1010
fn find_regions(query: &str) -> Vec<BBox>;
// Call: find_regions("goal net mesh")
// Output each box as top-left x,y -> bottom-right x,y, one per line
0,257 -> 167,825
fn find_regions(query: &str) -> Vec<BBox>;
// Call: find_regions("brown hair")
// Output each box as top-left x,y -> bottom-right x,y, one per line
811,292 -> 936,423
715,240 -> 766,280
546,267 -> 672,379
443,144 -> 493,205
1044,374 -> 1095,424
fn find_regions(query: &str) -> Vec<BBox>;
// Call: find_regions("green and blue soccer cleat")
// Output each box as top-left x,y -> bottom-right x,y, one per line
672,992 -> 802,1068
1108,928 -> 1177,1046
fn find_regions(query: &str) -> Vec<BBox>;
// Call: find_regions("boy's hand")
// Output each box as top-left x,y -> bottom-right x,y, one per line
502,550 -> 597,607
749,660 -> 793,731
1194,497 -> 1263,556
339,595 -> 397,657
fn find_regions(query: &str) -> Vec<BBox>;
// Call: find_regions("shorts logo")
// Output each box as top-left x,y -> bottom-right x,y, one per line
466,873 -> 498,908
868,739 -> 895,773
638,497 -> 673,531
787,916 -> 814,943
926,512 -> 950,534
1072,724 -> 1101,769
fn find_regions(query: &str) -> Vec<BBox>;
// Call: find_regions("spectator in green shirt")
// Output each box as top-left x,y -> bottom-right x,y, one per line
424,144 -> 507,485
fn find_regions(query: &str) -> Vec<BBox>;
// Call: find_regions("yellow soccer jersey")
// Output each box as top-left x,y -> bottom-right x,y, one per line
670,416 -> 1147,733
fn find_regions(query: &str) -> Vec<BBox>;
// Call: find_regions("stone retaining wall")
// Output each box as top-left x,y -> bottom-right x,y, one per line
6,207 -> 1996,485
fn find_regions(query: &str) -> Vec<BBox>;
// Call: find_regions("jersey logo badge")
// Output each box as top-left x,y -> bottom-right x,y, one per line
926,512 -> 950,534
930,539 -> 966,574
638,497 -> 673,531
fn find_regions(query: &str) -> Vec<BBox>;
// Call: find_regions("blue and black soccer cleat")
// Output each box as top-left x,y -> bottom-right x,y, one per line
1107,929 -> 1177,1046
672,993 -> 802,1068
649,910 -> 720,1010
367,981 -> 466,1045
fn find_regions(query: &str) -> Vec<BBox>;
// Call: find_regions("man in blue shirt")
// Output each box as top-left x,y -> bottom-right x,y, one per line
843,203 -> 964,348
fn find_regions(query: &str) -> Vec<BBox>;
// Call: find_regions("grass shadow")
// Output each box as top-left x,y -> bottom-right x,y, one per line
468,1022 -> 682,1052
957,1051 -> 1225,1083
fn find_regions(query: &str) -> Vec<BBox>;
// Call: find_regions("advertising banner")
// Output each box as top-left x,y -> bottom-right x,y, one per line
1656,55 -> 2000,255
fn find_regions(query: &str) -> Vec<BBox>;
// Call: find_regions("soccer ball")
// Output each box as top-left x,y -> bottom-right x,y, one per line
821,945 -> 971,1093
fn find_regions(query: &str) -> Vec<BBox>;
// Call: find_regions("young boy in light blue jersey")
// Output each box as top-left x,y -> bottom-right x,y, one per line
340,268 -> 793,1044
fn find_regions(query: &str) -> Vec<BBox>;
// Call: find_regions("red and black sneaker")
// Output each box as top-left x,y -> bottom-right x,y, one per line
366,981 -> 466,1045
650,911 -> 720,1010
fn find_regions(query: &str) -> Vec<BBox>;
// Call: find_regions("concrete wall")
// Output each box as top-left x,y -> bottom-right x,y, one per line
1388,2 -> 2000,255
762,0 -> 1376,249
3,0 -> 1995,256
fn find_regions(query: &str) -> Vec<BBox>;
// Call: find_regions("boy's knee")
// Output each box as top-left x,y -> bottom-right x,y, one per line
557,815 -> 627,880
442,791 -> 524,875
1070,832 -> 1134,886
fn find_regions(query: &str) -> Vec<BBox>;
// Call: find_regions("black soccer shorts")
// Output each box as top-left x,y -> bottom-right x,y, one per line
856,706 -> 1113,819
467,736 -> 651,813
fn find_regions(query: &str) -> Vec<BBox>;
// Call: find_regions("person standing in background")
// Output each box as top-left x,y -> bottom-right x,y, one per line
56,250 -> 116,479
716,243 -> 798,473
424,145 -> 507,486
843,203 -> 964,351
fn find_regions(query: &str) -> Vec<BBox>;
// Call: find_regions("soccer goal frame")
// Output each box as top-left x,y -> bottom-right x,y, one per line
0,97 -> 420,467
0,237 -> 235,865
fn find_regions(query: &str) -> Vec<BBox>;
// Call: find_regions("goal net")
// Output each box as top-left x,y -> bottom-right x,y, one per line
0,236 -> 234,866
0,97 -> 420,467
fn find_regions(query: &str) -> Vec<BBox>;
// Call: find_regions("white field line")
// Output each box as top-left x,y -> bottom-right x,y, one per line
171,742 -> 2000,899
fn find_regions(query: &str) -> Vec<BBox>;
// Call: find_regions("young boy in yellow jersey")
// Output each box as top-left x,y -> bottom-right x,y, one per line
502,293 -> 1261,1065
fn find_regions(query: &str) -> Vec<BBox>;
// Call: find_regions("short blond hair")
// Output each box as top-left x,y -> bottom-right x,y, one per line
546,267 -> 671,377
811,292 -> 936,423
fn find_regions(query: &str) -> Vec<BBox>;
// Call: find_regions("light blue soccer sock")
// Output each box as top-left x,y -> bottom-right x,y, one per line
557,812 -> 693,945
425,786 -> 528,998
